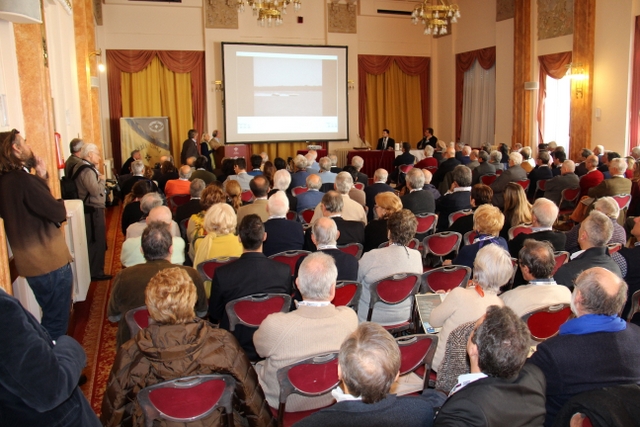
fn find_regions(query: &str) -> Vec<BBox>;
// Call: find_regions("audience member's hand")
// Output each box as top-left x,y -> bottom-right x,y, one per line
34,156 -> 47,178
442,259 -> 452,266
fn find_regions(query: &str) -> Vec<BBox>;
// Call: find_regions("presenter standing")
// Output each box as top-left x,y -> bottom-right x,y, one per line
377,129 -> 395,150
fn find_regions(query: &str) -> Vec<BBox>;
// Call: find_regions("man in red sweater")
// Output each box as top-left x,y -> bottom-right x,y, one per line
579,154 -> 604,197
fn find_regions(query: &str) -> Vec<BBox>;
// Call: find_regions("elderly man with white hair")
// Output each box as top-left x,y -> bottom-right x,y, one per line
310,172 -> 367,224
400,168 -> 435,215
305,150 -> 319,174
74,142 -> 111,281
120,159 -> 147,196
564,196 -> 626,254
164,164 -> 193,200
509,198 -> 567,258
263,190 -> 304,257
317,156 -> 337,184
421,168 -> 441,200
125,192 -> 181,239
269,168 -> 297,212
296,174 -> 325,214
543,159 -> 579,207
588,157 -> 632,201
254,252 -> 358,411
121,205 -> 186,267
490,151 -> 527,208
351,155 -> 369,187
364,168 -> 393,221
290,154 -> 311,189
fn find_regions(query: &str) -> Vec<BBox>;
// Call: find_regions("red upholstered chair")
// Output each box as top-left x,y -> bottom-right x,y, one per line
495,169 -> 503,176
332,281 -> 362,311
422,232 -> 463,265
125,306 -> 152,338
522,304 -> 572,342
168,194 -> 190,213
337,242 -> 363,259
353,182 -> 365,191
286,210 -> 298,221
197,257 -> 239,281
269,250 -> 311,276
448,209 -> 473,228
463,230 -> 478,246
225,293 -> 292,331
508,223 -> 533,240
366,273 -> 422,335
552,251 -> 570,276
292,186 -> 309,197
396,334 -> 439,392
399,164 -> 414,174
612,193 -> 632,210
274,353 -> 340,427
241,190 -> 254,203
627,289 -> 640,322
570,414 -> 594,427
421,265 -> 471,293
425,166 -> 438,175
415,213 -> 438,242
607,242 -> 622,254
480,174 -> 497,186
299,209 -> 315,225
558,187 -> 581,215
534,179 -> 547,199
137,374 -> 236,427
517,179 -> 530,192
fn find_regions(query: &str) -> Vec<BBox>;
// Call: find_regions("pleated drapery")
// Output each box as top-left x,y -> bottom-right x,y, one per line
358,55 -> 430,145
631,16 -> 640,150
106,50 -> 205,168
455,47 -> 496,142
537,52 -> 572,145
460,62 -> 496,148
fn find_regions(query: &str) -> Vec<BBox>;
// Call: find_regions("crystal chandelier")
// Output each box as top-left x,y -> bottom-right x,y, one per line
234,0 -> 302,27
411,0 -> 461,36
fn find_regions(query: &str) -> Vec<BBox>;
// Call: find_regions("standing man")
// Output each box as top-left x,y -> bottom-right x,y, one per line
74,143 -> 112,282
377,129 -> 395,150
0,129 -> 74,339
180,129 -> 199,165
64,138 -> 84,177
417,128 -> 437,149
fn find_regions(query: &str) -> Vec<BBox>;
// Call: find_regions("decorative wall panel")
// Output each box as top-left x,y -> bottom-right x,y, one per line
538,0 -> 573,40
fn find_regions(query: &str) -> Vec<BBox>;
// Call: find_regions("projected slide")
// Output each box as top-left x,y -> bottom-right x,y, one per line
222,43 -> 348,143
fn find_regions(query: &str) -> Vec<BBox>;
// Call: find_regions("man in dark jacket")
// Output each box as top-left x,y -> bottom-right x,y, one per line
263,191 -> 304,257
401,168 -> 435,215
364,169 -> 394,221
432,146 -> 461,190
527,151 -> 554,199
436,165 -> 473,231
491,151 -> 528,209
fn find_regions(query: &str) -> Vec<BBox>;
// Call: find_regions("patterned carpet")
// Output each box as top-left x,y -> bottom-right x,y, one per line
75,204 -> 124,415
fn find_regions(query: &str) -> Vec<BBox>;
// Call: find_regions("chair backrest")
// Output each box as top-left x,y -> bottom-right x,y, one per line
508,223 -> 533,240
168,194 -> 190,212
225,293 -> 292,331
300,208 -> 315,225
353,182 -> 365,191
480,174 -> 497,186
415,213 -> 438,240
552,251 -> 570,276
463,230 -> 478,246
517,179 -> 530,192
612,193 -> 632,211
367,273 -> 422,323
377,238 -> 419,250
337,242 -> 363,259
197,257 -> 239,281
292,186 -> 309,197
396,334 -> 439,391
138,374 -> 236,427
607,242 -> 622,254
422,231 -> 463,258
560,187 -> 581,205
332,281 -> 362,310
627,289 -> 640,322
522,304 -> 572,341
421,265 -> 471,293
241,190 -> 254,203
448,209 -> 473,227
276,353 -> 339,424
125,306 -> 151,338
495,169 -> 503,176
426,165 -> 438,174
536,179 -> 547,192
269,250 -> 311,275
286,210 -> 298,221
399,164 -> 414,174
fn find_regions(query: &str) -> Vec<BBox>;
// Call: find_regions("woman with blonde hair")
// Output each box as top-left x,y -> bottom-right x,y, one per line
429,244 -> 511,372
101,267 -> 273,427
186,184 -> 226,260
193,203 -> 243,267
500,182 -> 532,239
225,179 -> 243,212
445,204 -> 508,268
363,192 -> 403,253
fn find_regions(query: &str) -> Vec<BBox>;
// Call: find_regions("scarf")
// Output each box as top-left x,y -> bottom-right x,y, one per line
559,314 -> 627,336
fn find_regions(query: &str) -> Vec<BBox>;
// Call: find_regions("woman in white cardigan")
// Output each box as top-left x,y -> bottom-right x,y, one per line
429,243 -> 514,372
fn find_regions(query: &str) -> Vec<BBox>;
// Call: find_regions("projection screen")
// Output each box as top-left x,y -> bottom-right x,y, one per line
222,43 -> 349,144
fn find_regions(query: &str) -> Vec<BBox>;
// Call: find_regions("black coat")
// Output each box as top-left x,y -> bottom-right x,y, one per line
554,246 -> 622,290
435,191 -> 472,231
263,218 -> 305,257
304,217 -> 365,251
364,182 -> 394,222
401,190 -> 436,215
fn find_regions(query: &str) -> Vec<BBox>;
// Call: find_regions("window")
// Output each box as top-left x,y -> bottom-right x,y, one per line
543,74 -> 571,151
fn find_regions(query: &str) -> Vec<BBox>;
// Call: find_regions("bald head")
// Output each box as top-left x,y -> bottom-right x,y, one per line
561,160 -> 575,174
445,146 -> 456,159
312,217 -> 339,246
374,168 -> 388,183
573,267 -> 627,317
585,155 -> 599,170
306,173 -> 322,190
179,165 -> 193,179
146,206 -> 173,225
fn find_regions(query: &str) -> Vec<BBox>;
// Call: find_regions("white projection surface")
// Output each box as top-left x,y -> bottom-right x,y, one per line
222,43 -> 349,144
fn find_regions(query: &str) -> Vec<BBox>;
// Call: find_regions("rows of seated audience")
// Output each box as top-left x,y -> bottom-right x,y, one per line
5,137 -> 640,427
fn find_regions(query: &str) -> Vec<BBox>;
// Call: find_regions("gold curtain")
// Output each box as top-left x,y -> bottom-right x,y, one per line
251,142 -> 308,163
121,57 -> 194,162
512,0 -> 532,148
364,62 -> 423,146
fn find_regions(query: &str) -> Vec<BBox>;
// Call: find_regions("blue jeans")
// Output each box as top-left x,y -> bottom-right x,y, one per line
26,263 -> 73,340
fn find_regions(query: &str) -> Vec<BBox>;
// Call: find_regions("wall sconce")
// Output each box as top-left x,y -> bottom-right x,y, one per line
89,49 -> 106,73
215,80 -> 224,91
348,79 -> 355,90
568,63 -> 587,99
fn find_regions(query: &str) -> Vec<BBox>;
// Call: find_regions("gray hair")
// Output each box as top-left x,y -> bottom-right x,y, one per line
520,146 -> 531,159
80,142 -> 100,159
351,155 -> 364,170
490,150 -> 502,162
312,217 -> 338,246
374,168 -> 388,182
69,138 -> 84,154
319,157 -> 332,172
424,146 -> 434,157
422,169 -> 433,184
273,169 -> 291,190
574,267 -> 628,316
518,239 -> 555,279
452,165 -> 472,187
329,154 -> 338,166
267,190 -> 289,217
179,165 -> 193,179
473,244 -> 514,293
294,154 -> 307,170
509,152 -> 523,165
322,191 -> 344,213
532,198 -> 559,228
478,151 -> 489,162
131,160 -> 145,175
462,145 -> 471,155
189,178 -> 206,198
306,174 -> 322,190
562,160 -> 576,173
609,157 -> 627,175
141,222 -> 173,261
140,192 -> 164,214
297,252 -> 337,301
406,168 -> 425,190
581,210 -> 613,247
335,172 -> 353,194
632,147 -> 640,157
594,196 -> 620,219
